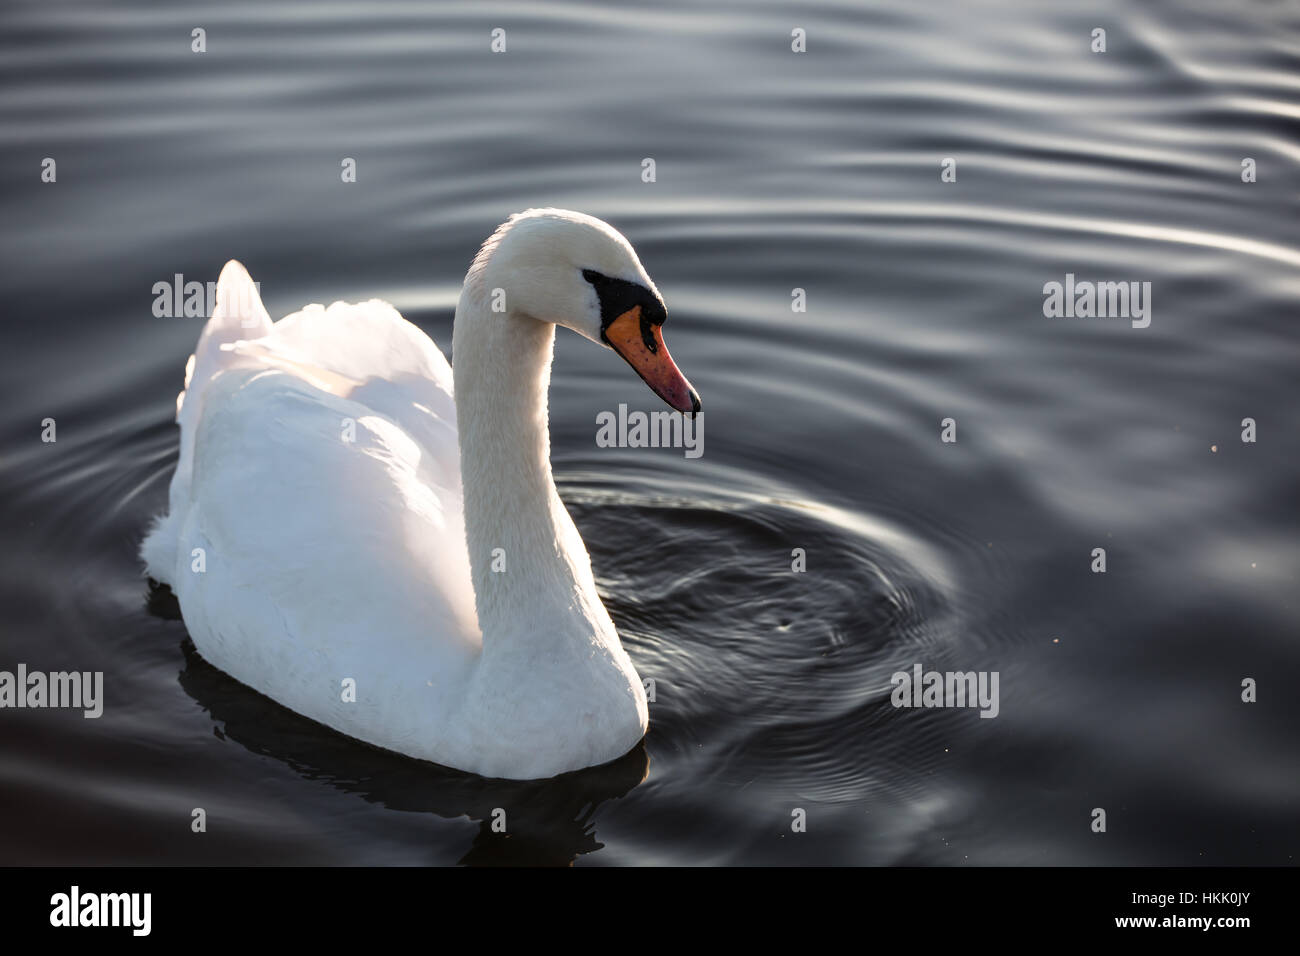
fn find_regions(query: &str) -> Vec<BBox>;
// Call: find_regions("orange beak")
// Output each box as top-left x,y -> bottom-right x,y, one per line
603,306 -> 701,414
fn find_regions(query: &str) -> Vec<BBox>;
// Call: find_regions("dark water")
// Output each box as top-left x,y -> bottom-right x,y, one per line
2,0 -> 1297,865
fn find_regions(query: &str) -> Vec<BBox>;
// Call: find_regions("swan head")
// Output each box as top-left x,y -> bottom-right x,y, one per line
472,208 -> 701,414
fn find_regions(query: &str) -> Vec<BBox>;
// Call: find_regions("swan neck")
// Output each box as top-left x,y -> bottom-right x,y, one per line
452,291 -> 577,639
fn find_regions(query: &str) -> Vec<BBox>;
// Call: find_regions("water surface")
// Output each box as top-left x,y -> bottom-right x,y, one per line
1,0 -> 1297,865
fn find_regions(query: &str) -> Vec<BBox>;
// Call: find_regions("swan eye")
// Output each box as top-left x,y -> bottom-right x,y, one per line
582,269 -> 665,352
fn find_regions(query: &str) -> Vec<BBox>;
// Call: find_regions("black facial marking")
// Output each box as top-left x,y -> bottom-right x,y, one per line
582,269 -> 665,352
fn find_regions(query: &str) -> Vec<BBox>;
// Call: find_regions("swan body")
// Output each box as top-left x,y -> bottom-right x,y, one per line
142,209 -> 699,779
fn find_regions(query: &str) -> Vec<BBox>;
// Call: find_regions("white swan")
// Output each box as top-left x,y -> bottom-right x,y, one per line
142,208 -> 700,780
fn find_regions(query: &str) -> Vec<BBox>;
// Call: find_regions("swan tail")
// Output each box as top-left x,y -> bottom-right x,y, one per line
143,261 -> 271,582
207,259 -> 272,344
175,260 -> 271,421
